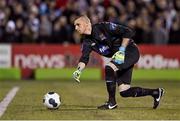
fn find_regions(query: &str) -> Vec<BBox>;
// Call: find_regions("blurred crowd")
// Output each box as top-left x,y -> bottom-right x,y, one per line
0,0 -> 179,44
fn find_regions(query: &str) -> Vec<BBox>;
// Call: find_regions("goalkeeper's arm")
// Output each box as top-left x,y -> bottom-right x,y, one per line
121,38 -> 130,48
77,62 -> 86,71
73,62 -> 86,83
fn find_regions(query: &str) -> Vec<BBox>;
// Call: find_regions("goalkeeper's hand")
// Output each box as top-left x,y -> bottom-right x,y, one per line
73,70 -> 81,83
112,46 -> 126,64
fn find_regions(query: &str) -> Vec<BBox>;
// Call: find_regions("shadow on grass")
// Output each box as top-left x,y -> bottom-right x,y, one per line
37,104 -> 152,112
58,104 -> 152,111
60,104 -> 97,111
118,106 -> 153,110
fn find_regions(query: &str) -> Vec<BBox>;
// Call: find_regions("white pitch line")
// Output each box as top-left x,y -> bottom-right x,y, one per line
0,86 -> 19,118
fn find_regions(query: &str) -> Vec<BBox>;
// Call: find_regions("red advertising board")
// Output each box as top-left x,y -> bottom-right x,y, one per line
137,44 -> 180,69
12,44 -> 102,79
11,44 -> 180,79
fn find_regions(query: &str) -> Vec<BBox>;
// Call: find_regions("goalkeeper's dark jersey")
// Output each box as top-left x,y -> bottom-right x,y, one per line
79,22 -> 136,65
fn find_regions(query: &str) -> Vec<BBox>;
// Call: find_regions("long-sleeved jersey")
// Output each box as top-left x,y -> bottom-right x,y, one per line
79,22 -> 136,65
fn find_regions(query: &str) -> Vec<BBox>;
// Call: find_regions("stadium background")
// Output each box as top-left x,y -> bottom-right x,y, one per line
0,0 -> 180,80
0,0 -> 180,120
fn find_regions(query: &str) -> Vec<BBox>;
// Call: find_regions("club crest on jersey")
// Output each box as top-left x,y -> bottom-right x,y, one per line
110,23 -> 117,30
99,45 -> 110,54
99,33 -> 106,40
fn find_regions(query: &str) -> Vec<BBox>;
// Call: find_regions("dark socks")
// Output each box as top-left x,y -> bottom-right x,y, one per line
120,87 -> 159,97
106,81 -> 116,103
105,65 -> 116,103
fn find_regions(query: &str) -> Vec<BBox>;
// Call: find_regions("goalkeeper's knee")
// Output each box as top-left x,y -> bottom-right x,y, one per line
105,65 -> 116,81
120,89 -> 132,97
120,87 -> 143,97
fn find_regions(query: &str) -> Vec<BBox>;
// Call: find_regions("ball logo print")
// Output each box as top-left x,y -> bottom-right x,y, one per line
43,92 -> 61,109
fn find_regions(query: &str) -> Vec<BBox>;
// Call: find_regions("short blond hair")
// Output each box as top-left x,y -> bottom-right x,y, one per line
75,15 -> 91,24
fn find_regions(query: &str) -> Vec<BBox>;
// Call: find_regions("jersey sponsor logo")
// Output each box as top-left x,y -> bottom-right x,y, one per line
91,43 -> 96,46
99,45 -> 110,55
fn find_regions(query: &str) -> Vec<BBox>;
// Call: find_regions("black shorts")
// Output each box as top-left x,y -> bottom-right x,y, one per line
112,43 -> 140,85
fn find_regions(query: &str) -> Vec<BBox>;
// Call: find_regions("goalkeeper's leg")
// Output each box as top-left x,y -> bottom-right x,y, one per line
116,66 -> 164,109
119,84 -> 164,109
98,62 -> 118,109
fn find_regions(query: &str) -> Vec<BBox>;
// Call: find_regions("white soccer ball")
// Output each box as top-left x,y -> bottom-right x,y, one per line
43,92 -> 61,109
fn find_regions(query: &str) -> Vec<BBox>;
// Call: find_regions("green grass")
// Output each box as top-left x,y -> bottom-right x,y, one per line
133,69 -> 180,81
0,86 -> 12,102
0,68 -> 21,80
35,68 -> 102,80
35,68 -> 180,81
0,79 -> 180,120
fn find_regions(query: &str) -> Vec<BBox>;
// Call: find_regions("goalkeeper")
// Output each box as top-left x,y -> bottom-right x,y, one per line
73,15 -> 164,110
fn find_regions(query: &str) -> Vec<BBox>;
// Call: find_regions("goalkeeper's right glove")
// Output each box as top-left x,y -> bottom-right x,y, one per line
112,46 -> 125,64
73,70 -> 81,83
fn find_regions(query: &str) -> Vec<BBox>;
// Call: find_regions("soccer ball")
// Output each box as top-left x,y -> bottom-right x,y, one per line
43,92 -> 61,109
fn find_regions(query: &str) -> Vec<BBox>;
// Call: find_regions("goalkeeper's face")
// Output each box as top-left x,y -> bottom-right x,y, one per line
74,18 -> 89,34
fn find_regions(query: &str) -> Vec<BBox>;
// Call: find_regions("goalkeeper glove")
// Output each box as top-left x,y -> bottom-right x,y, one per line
73,69 -> 81,83
112,46 -> 126,64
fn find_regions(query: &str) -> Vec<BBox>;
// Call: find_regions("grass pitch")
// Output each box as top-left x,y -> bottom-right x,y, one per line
0,79 -> 180,120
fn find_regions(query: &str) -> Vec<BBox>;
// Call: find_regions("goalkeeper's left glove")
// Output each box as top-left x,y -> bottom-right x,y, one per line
73,69 -> 81,83
112,46 -> 126,64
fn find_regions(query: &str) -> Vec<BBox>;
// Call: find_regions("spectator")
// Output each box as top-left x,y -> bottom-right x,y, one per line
174,0 -> 180,12
28,13 -> 39,42
169,16 -> 180,44
21,24 -> 34,43
0,0 -> 179,44
4,20 -> 17,43
0,10 -> 6,42
15,18 -> 24,43
152,18 -> 169,45
39,14 -> 52,43
58,16 -> 72,44
52,16 -> 71,44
